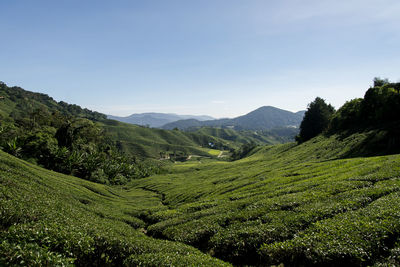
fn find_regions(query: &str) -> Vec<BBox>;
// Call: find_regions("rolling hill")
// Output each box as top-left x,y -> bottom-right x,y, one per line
2,80 -> 400,265
0,82 -> 297,161
2,127 -> 400,265
0,149 -> 228,266
162,106 -> 305,130
193,126 -> 299,145
0,83 -> 290,163
108,113 -> 214,128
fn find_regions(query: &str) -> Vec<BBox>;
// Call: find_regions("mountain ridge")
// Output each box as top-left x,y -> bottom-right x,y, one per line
108,112 -> 214,128
163,106 -> 305,130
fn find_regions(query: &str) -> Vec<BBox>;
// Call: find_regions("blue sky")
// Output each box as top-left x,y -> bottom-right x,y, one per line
1,0 -> 399,118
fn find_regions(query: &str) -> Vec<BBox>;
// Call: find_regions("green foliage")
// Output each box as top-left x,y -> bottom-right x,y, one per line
230,142 -> 257,160
3,137 -> 22,157
373,77 -> 389,87
0,112 -> 160,186
2,121 -> 400,265
329,80 -> 400,132
0,82 -> 163,185
0,150 -> 229,266
296,97 -> 335,143
362,83 -> 400,123
101,120 -> 234,159
125,132 -> 400,266
1,81 -> 295,165
193,126 -> 298,146
3,79 -> 400,266
0,81 -> 106,122
330,98 -> 363,131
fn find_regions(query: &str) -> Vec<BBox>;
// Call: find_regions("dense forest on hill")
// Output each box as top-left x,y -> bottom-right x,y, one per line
0,82 -> 163,185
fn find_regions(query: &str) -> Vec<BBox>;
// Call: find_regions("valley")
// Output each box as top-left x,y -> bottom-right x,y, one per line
2,130 -> 400,266
1,80 -> 400,266
2,1 -> 399,265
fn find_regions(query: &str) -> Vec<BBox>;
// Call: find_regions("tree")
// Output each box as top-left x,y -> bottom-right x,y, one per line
296,97 -> 335,143
373,77 -> 389,87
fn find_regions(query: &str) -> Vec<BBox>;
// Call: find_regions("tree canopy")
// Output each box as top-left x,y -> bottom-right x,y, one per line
296,97 -> 335,143
329,80 -> 400,132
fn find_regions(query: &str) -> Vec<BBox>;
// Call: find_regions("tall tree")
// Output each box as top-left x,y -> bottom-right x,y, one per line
373,77 -> 389,87
296,97 -> 335,143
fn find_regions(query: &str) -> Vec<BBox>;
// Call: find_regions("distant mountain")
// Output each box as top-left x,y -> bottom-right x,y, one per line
107,113 -> 214,128
162,106 -> 305,131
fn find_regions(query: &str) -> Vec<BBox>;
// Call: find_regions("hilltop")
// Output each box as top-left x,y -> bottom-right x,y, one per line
162,106 -> 305,131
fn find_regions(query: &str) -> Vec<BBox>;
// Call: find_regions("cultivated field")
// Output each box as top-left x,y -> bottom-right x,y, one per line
2,131 -> 400,265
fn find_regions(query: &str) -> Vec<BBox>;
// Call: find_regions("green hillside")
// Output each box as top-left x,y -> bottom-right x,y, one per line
128,131 -> 400,266
2,80 -> 400,265
102,122 -> 297,159
194,126 -> 298,145
101,120 -> 232,159
0,150 -> 229,266
0,82 -> 106,122
0,82 -> 274,162
2,128 -> 400,265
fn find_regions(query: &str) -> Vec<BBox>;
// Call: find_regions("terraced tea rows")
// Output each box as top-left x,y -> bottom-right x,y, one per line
0,151 -> 228,266
2,130 -> 400,265
129,132 -> 400,265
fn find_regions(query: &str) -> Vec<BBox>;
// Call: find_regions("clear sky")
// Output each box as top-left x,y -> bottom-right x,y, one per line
1,0 -> 399,118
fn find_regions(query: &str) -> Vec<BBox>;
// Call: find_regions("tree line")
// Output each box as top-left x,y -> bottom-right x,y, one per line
296,78 -> 400,143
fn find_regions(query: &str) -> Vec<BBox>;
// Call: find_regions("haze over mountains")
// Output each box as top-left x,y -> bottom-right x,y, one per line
107,113 -> 214,128
163,106 -> 305,130
109,106 -> 305,130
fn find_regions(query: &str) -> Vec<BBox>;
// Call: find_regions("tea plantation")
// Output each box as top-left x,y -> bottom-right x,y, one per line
130,130 -> 400,266
0,151 -> 229,266
2,129 -> 400,266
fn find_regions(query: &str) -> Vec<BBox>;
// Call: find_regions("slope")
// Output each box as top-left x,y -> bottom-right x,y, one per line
0,82 -> 272,161
193,127 -> 299,145
0,150 -> 229,266
126,130 -> 400,266
0,82 -> 105,121
2,125 -> 400,265
101,121 -> 300,159
0,82 -> 242,161
101,120 -> 232,158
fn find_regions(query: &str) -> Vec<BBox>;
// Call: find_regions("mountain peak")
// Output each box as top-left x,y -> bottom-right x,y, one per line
163,106 -> 305,130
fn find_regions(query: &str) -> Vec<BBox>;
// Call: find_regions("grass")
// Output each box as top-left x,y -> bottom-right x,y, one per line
2,130 -> 400,265
207,149 -> 221,156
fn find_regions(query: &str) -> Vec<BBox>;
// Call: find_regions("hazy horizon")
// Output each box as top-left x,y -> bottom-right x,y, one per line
1,0 -> 399,118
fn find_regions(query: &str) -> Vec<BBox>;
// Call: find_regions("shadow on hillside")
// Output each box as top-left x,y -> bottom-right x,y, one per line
332,122 -> 400,159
